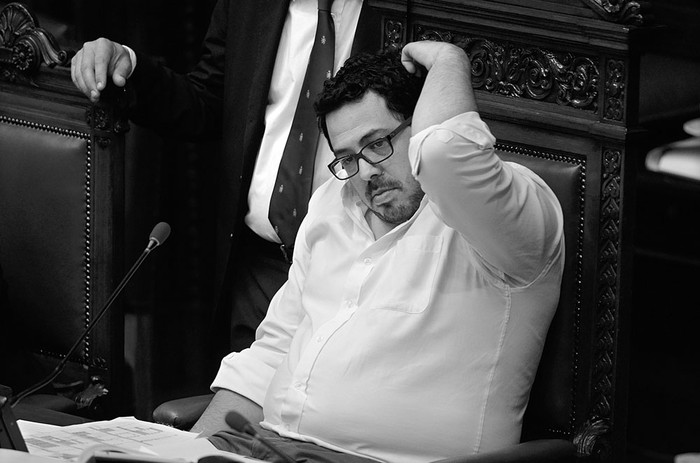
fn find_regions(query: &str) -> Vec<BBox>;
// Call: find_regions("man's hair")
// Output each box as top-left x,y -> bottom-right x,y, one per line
315,48 -> 424,150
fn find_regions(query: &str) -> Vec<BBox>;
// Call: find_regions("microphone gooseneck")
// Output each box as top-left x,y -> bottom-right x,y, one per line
225,412 -> 296,463
9,222 -> 171,408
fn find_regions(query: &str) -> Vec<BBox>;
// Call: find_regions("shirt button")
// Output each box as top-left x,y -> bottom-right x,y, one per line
316,335 -> 325,343
345,300 -> 353,308
294,382 -> 303,389
363,257 -> 372,265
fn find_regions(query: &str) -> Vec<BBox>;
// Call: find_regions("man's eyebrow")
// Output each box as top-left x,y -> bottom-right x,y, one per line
358,128 -> 387,146
331,127 -> 392,158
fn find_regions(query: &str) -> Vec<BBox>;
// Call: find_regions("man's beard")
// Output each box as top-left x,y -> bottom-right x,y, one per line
366,177 -> 424,224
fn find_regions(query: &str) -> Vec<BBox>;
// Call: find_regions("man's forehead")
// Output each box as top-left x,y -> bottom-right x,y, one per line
326,93 -> 400,151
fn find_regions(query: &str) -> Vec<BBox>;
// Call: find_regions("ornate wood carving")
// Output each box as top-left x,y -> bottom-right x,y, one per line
574,418 -> 612,459
85,85 -> 131,147
587,147 -> 623,459
582,0 -> 644,25
414,25 -> 600,114
383,18 -> 405,51
604,59 -> 626,122
0,3 -> 73,84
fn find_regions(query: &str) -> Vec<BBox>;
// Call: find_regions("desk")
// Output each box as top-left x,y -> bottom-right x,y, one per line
0,449 -> 56,463
12,403 -> 90,427
1,401 -> 90,456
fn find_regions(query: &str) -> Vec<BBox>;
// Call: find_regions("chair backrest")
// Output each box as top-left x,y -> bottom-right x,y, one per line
496,143 -> 610,458
0,3 -> 128,416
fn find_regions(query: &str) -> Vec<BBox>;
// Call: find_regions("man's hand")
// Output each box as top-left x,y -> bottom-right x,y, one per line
400,40 -> 477,133
71,38 -> 133,102
400,40 -> 444,75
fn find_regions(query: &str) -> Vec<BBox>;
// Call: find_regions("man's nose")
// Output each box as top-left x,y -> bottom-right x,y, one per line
358,158 -> 381,180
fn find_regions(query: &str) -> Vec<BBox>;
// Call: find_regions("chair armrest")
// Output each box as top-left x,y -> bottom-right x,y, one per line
433,439 -> 576,463
152,393 -> 214,430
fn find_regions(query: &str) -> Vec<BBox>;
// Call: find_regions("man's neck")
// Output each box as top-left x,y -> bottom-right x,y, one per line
365,209 -> 398,240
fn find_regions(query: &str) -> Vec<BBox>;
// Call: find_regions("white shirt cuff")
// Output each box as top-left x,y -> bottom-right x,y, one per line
122,44 -> 137,78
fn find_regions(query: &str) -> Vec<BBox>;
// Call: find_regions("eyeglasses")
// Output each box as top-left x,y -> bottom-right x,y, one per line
327,117 -> 412,180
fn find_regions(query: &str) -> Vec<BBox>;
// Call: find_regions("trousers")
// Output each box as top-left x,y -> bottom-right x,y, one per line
209,423 -> 379,463
226,227 -> 291,354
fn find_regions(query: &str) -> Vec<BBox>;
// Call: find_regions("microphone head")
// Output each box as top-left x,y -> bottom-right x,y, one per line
225,411 -> 254,435
148,222 -> 171,249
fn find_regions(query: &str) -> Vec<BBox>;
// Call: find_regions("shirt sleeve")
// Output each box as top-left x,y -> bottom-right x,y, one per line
409,111 -> 563,286
210,225 -> 312,405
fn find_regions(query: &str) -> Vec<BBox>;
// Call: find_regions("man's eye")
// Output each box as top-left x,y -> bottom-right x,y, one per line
340,156 -> 355,168
368,138 -> 389,151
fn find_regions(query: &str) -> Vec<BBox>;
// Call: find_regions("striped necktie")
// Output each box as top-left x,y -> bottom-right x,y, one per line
269,0 -> 335,252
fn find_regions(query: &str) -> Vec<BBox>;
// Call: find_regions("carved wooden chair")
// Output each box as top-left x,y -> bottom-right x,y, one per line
0,3 -> 128,418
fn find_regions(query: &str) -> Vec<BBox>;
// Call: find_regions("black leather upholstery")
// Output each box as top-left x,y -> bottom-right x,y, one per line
0,11 -> 127,413
496,148 -> 585,442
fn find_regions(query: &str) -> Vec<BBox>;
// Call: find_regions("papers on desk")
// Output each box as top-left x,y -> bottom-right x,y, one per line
17,417 -> 195,461
16,417 -> 265,463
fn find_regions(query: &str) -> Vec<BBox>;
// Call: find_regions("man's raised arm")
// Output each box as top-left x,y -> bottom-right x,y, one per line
400,41 -> 477,134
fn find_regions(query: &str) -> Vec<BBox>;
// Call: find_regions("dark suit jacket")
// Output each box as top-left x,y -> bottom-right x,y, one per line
126,0 -> 381,303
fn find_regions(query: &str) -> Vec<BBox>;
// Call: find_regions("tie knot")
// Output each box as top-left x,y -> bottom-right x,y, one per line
318,0 -> 333,12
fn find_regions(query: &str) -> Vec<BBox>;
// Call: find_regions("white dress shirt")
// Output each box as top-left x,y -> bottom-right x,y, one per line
245,0 -> 363,243
213,112 -> 565,462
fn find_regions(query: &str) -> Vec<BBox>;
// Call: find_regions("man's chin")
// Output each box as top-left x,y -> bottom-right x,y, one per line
370,204 -> 409,225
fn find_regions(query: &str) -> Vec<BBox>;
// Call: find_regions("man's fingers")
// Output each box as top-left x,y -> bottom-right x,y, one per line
94,37 -> 124,94
401,57 -> 417,75
92,49 -> 109,92
78,42 -> 101,101
70,51 -> 87,95
110,53 -> 132,88
112,74 -> 127,87
400,44 -> 417,74
401,41 -> 458,73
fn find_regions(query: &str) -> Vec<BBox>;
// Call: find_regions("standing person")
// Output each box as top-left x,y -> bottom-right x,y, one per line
178,41 -> 564,461
70,1 -> 380,357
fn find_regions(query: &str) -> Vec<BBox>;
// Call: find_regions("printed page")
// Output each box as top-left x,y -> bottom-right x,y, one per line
18,417 -> 197,461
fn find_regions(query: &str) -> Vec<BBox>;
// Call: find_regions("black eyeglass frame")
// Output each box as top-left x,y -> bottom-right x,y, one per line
327,117 -> 412,180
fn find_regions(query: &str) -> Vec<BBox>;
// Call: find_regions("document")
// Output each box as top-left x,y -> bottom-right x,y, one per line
16,417 -> 264,462
17,417 -> 196,461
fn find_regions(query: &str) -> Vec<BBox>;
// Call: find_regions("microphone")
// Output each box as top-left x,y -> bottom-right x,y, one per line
225,411 -> 296,463
8,222 -> 171,408
146,221 -> 171,251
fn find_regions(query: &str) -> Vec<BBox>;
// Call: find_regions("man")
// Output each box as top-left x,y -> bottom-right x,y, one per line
70,0 -> 380,357
188,41 -> 565,462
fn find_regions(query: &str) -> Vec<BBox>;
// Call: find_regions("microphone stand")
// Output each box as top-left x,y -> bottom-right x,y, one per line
10,236 -> 164,408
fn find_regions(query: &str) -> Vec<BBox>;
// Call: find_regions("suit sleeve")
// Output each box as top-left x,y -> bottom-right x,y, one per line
125,0 -> 228,140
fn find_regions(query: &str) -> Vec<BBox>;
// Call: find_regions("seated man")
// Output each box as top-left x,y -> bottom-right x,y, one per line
190,41 -> 564,462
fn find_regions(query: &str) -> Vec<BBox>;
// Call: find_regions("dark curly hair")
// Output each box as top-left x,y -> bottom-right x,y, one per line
315,48 -> 424,150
